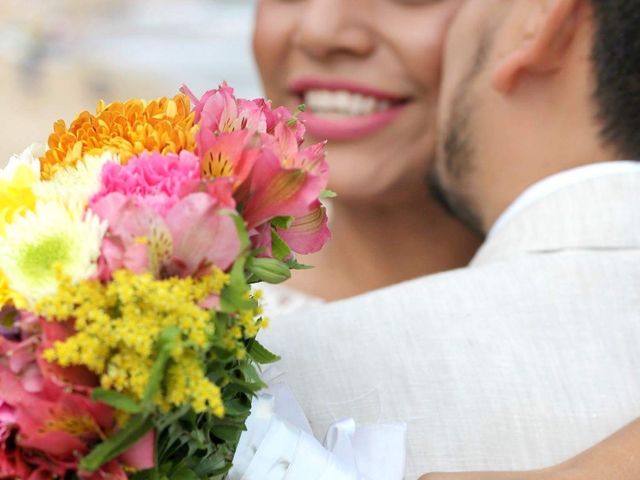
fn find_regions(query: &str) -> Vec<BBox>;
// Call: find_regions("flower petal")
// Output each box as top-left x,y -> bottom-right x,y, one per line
119,429 -> 155,470
243,150 -> 325,229
277,201 -> 331,255
165,191 -> 241,275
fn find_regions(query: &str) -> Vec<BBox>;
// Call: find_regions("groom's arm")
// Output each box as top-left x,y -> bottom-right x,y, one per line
419,418 -> 640,480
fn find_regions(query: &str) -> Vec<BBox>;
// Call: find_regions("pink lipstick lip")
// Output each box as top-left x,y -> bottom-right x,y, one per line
289,77 -> 406,102
300,104 -> 407,142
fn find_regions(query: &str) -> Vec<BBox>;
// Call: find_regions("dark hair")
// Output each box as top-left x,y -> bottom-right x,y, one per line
590,1 -> 640,158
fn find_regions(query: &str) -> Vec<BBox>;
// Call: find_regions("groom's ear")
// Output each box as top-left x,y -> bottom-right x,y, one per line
492,0 -> 582,93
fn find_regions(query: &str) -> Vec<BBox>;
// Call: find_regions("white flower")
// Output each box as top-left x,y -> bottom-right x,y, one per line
0,201 -> 107,305
1,143 -> 44,181
34,151 -> 119,206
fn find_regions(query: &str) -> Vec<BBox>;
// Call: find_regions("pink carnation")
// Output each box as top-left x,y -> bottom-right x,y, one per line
91,151 -> 201,216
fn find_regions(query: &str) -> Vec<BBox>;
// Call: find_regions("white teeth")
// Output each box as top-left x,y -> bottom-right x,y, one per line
303,90 -> 394,117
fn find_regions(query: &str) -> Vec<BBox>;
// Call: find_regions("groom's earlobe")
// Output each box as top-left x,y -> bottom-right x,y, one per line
492,0 -> 581,94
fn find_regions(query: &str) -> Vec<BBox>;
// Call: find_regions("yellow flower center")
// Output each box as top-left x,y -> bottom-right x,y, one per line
202,151 -> 234,179
44,411 -> 104,441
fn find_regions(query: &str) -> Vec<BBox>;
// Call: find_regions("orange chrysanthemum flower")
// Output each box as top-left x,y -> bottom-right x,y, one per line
40,94 -> 198,180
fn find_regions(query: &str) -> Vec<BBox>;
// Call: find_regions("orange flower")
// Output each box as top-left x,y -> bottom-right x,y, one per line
40,94 -> 198,180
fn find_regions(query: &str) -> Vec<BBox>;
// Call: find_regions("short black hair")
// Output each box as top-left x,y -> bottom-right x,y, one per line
590,1 -> 640,158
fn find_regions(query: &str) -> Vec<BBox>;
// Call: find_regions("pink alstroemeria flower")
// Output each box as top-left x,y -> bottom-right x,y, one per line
276,201 -> 331,255
0,361 -> 123,479
263,104 -> 306,142
242,122 -> 329,234
91,187 -> 241,279
1,326 -> 152,479
197,129 -> 259,190
181,83 -> 267,134
164,191 -> 241,277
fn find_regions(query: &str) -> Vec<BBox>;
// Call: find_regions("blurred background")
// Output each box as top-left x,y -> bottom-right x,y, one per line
0,0 -> 260,165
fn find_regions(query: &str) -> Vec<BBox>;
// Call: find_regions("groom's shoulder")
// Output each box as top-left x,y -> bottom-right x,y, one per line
286,247 -> 640,325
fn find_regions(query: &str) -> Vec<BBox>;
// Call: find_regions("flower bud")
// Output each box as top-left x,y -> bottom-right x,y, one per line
247,258 -> 291,284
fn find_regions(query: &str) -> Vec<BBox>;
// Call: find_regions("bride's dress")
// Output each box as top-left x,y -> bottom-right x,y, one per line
259,284 -> 326,317
231,286 -> 407,479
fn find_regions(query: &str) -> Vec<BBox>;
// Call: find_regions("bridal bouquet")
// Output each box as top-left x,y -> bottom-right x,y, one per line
0,84 -> 330,479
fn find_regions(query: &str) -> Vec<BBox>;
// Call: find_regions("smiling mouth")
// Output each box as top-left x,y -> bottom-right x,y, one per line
300,89 -> 405,118
288,79 -> 411,140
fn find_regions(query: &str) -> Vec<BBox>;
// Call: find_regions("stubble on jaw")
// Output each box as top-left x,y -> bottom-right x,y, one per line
427,23 -> 498,237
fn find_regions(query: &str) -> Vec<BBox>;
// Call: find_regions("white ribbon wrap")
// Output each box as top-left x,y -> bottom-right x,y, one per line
228,380 -> 406,480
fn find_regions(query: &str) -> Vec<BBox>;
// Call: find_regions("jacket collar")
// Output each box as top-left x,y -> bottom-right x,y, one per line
471,171 -> 640,266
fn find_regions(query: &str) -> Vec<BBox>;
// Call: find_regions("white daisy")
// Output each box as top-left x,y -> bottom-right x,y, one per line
1,143 -> 44,181
34,151 -> 119,205
0,201 -> 108,305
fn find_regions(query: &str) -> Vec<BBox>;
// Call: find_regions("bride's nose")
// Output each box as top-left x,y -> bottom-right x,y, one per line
292,0 -> 375,60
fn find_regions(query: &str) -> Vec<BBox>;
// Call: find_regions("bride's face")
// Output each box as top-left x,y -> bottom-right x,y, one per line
253,0 -> 463,203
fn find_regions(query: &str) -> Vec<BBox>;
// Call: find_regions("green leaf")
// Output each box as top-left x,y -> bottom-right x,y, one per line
320,189 -> 338,199
92,388 -> 141,414
224,210 -> 250,251
169,465 -> 199,480
224,378 -> 265,396
238,362 -> 266,388
246,257 -> 291,284
287,104 -> 306,127
80,414 -> 154,472
192,450 -> 230,476
287,259 -> 314,270
229,256 -> 248,291
271,230 -> 292,261
248,340 -> 281,364
143,326 -> 180,406
271,216 -> 294,229
154,404 -> 191,431
211,424 -> 244,443
223,398 -> 252,417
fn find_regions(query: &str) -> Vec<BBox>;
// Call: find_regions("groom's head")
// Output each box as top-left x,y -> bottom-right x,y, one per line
430,0 -> 640,234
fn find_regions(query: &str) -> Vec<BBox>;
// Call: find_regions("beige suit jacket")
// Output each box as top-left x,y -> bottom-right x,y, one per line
260,173 -> 640,478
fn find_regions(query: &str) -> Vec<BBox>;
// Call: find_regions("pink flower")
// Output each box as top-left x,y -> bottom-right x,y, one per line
277,201 -> 331,255
91,186 -> 241,279
181,83 -> 267,134
0,353 -> 119,478
164,191 -> 241,277
0,326 -> 147,479
197,129 -> 259,190
39,319 -> 99,389
242,124 -> 329,227
92,151 -> 201,217
263,103 -> 306,142
119,430 -> 155,471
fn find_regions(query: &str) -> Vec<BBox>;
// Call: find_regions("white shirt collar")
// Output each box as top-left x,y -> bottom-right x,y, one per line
488,161 -> 640,238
